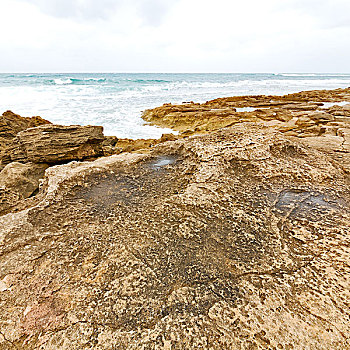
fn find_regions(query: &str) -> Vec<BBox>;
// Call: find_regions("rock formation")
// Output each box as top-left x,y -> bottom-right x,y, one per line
0,110 -> 51,149
0,162 -> 49,215
0,111 -> 51,171
2,124 -> 105,165
0,125 -> 349,349
142,87 -> 350,173
0,88 -> 350,349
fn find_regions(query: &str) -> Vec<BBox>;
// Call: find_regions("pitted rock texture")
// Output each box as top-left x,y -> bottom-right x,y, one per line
0,125 -> 349,349
142,88 -> 350,172
3,124 -> 105,165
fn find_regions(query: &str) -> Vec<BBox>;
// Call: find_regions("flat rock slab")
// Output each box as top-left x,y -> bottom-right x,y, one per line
0,126 -> 349,349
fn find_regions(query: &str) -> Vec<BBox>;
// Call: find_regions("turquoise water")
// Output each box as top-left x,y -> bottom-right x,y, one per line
0,73 -> 349,138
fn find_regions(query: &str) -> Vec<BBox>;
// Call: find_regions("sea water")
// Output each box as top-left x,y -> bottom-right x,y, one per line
0,73 -> 349,139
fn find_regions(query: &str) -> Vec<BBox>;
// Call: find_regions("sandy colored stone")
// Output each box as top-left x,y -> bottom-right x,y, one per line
0,110 -> 51,149
0,111 -> 51,170
0,160 -> 48,193
4,124 -> 105,165
0,125 -> 349,349
142,88 -> 350,172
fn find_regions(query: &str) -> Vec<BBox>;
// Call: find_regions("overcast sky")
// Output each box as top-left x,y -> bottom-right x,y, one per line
0,0 -> 349,73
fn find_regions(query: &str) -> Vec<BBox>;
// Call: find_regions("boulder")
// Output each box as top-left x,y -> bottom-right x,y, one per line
0,162 -> 49,198
0,111 -> 51,170
0,162 -> 48,215
4,124 -> 105,165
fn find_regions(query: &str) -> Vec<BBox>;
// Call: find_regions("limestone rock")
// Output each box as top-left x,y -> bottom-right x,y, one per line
4,124 -> 105,165
0,126 -> 349,349
0,111 -> 51,170
326,104 -> 350,117
0,162 -> 49,198
0,110 -> 51,150
0,187 -> 22,215
306,111 -> 335,123
142,88 -> 350,171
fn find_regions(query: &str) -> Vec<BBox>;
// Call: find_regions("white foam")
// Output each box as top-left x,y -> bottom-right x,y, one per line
235,107 -> 256,112
278,73 -> 350,77
1,74 -> 350,139
54,78 -> 73,85
319,101 -> 350,109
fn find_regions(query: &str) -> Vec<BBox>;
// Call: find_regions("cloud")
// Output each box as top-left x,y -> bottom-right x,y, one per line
20,0 -> 126,20
280,0 -> 350,29
19,0 -> 179,25
0,0 -> 349,72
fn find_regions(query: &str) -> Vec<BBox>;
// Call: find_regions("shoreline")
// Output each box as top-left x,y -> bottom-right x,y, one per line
0,86 -> 350,349
2,72 -> 350,139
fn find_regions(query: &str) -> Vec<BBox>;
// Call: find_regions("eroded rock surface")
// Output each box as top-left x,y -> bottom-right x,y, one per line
0,111 -> 51,170
3,124 -> 105,165
0,110 -> 51,150
0,126 -> 349,349
142,88 -> 350,172
0,162 -> 49,215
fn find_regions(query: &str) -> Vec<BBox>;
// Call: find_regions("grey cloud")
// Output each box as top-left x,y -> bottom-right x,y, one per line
20,0 -> 179,24
138,0 -> 175,26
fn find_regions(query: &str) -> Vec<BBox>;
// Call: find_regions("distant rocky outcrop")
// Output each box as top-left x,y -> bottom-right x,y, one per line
142,88 -> 350,173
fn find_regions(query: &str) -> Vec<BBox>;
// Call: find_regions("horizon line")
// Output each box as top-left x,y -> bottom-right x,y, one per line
1,72 -> 350,75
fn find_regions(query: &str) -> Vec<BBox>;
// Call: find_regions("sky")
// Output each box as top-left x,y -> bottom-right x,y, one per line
0,0 -> 349,73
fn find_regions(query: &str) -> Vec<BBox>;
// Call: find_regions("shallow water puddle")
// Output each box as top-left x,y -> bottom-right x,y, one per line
149,156 -> 177,170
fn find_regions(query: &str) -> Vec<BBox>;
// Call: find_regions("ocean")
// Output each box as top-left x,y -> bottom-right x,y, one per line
0,73 -> 349,139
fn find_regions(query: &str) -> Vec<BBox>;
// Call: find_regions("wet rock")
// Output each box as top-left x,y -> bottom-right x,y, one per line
0,126 -> 349,349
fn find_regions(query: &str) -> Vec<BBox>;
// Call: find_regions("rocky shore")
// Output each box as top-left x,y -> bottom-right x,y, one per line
0,88 -> 350,349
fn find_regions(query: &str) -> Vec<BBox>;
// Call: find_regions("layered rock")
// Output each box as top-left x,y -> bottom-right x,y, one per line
0,125 -> 349,349
0,110 -> 50,150
3,124 -> 105,165
142,88 -> 350,172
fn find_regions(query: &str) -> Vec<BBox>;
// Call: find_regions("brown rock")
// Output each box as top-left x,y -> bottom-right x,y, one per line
326,104 -> 350,117
0,126 -> 349,349
0,162 -> 49,198
142,88 -> 350,138
4,124 -> 105,165
0,110 -> 51,150
0,187 -> 22,215
306,111 -> 335,123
